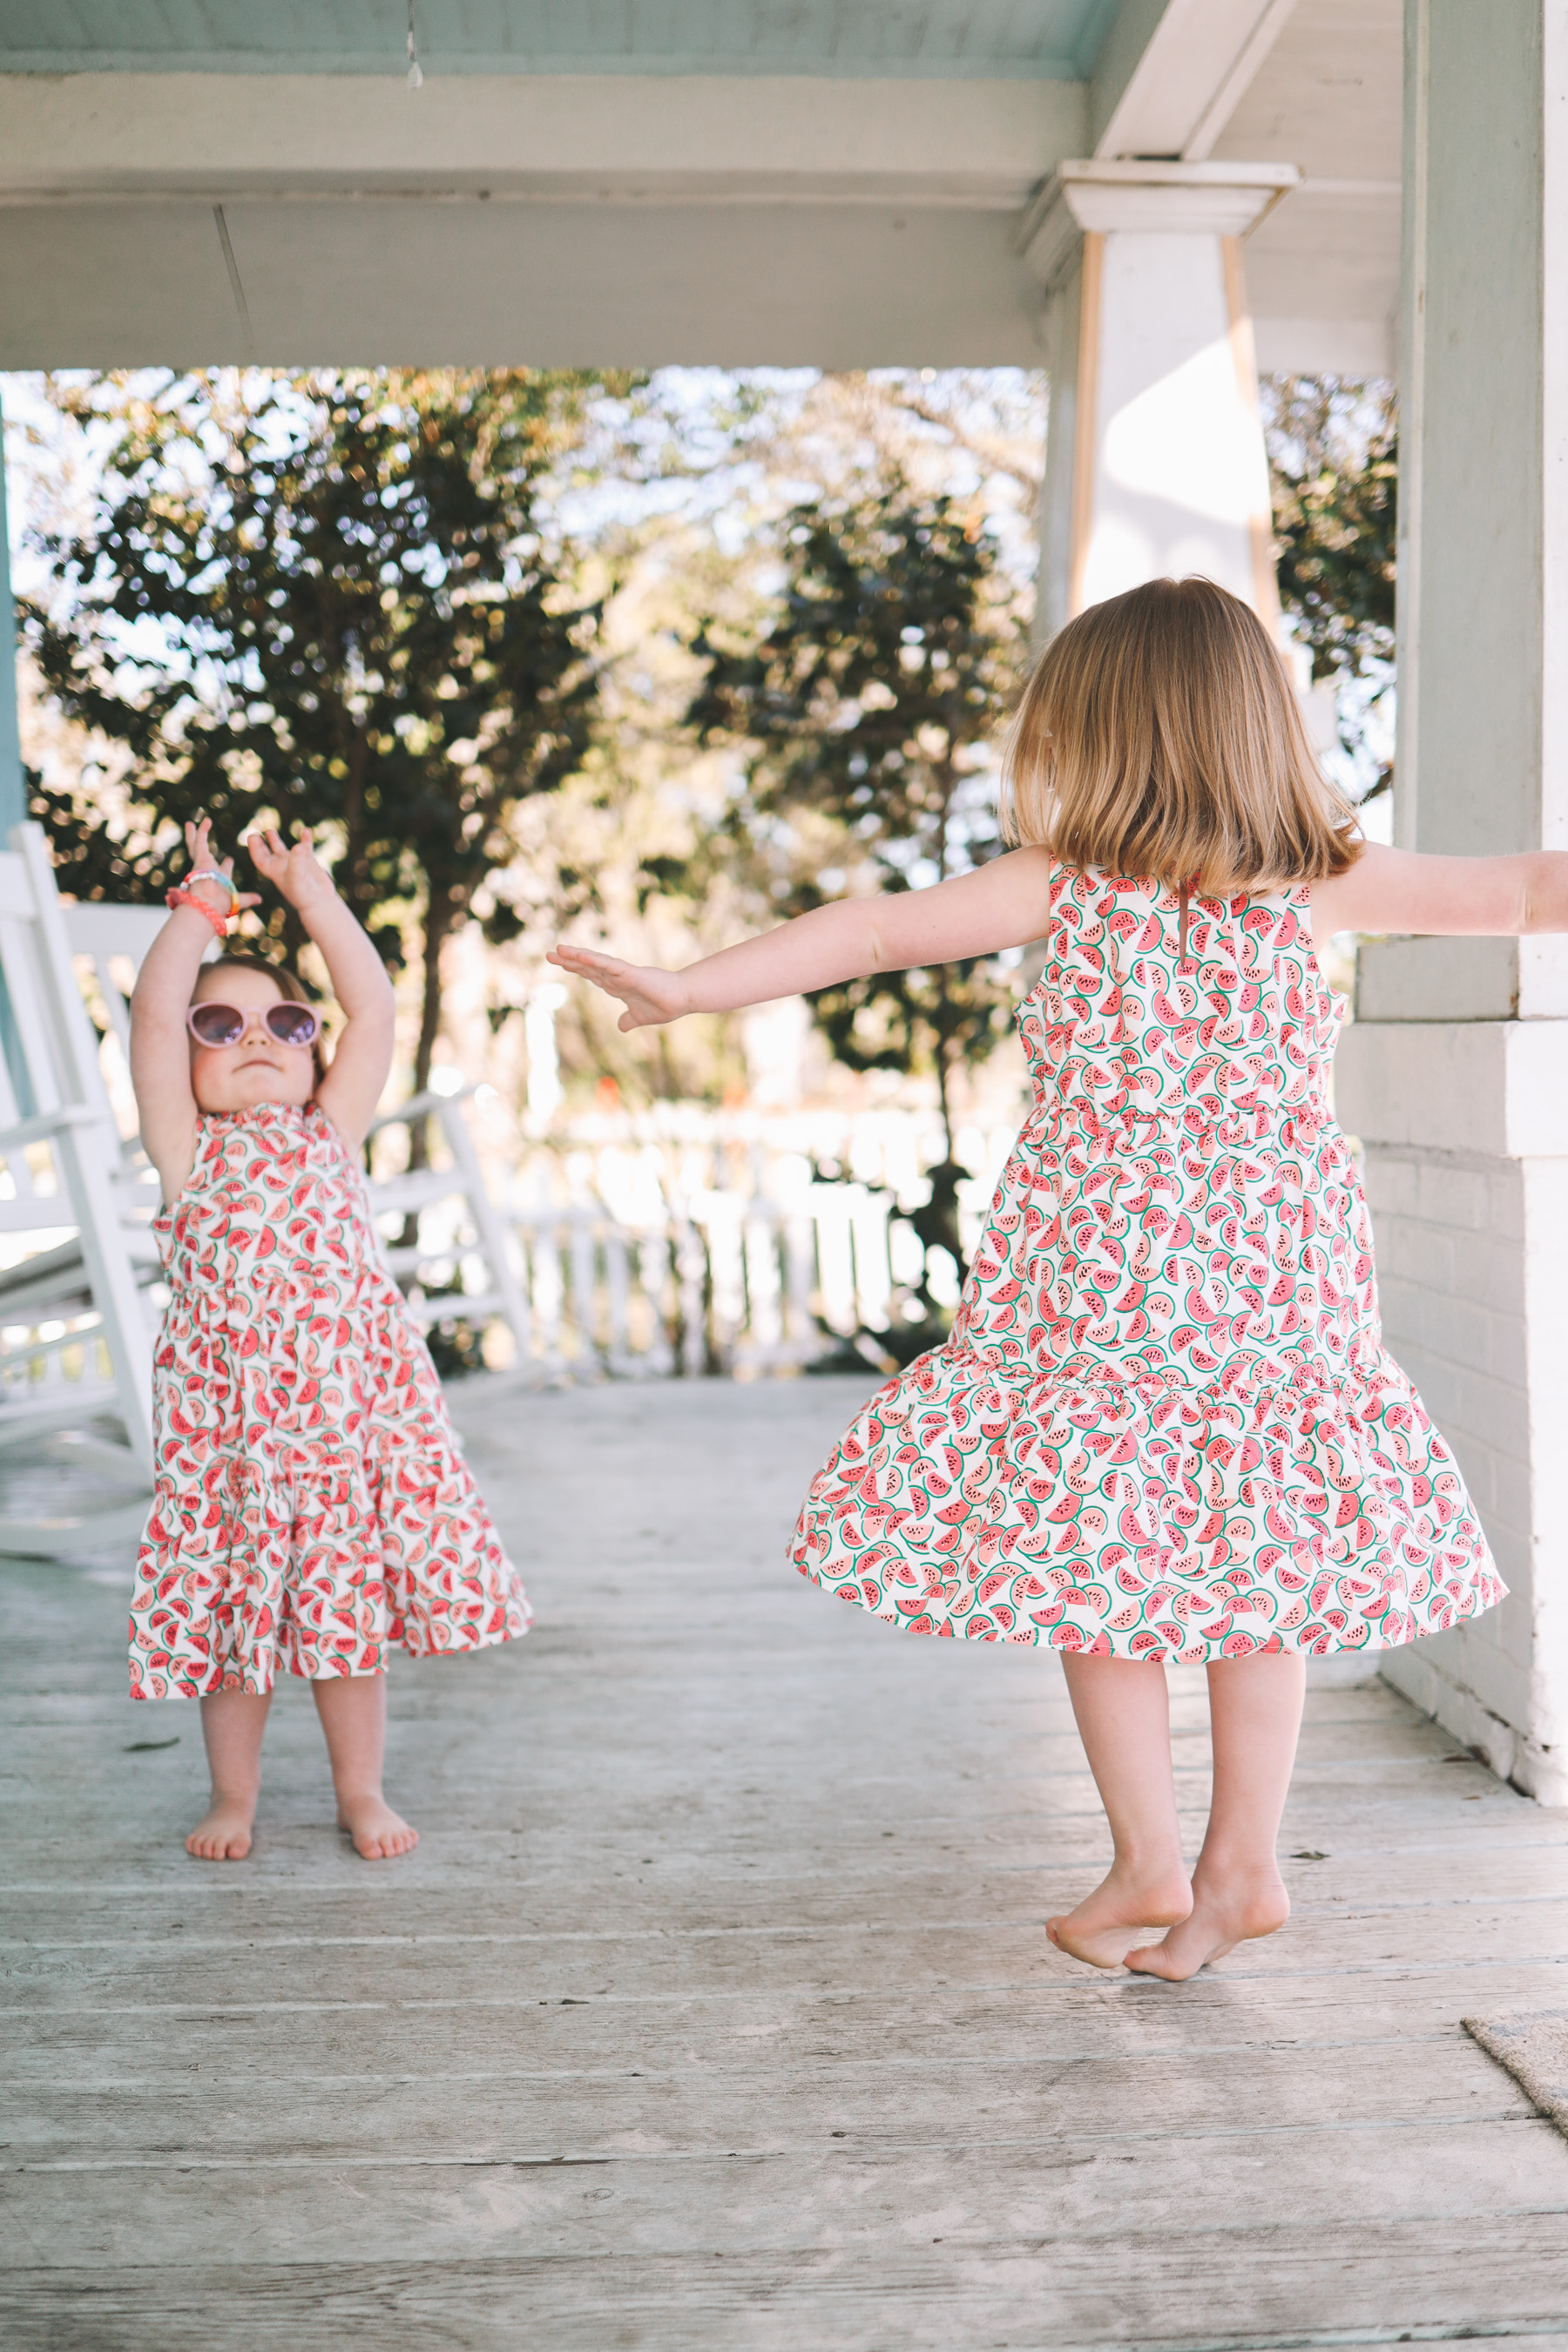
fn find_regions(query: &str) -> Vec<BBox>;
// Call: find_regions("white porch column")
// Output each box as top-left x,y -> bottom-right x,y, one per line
1021,159 -> 1296,639
0,393 -> 31,1109
0,389 -> 25,832
1335,2 -> 1568,1801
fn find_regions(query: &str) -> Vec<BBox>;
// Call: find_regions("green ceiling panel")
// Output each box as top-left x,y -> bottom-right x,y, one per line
0,1 -> 1121,78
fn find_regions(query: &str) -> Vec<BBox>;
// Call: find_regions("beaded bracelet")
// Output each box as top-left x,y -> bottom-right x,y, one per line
166,885 -> 230,940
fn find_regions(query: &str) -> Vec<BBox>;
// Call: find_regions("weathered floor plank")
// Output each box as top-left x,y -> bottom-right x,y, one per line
5,2033 -> 1538,2164
4,2227 -> 1568,2352
3,1374 -> 1567,2349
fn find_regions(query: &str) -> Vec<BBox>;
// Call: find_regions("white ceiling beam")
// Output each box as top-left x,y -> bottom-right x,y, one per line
1179,0 -> 1301,158
0,71 -> 1084,206
1092,0 -> 1301,161
0,197 -> 1054,369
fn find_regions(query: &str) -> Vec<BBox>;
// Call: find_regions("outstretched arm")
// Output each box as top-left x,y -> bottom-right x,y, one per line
549,848 -> 1054,1030
1314,843 -> 1568,937
244,829 -> 396,1152
130,819 -> 261,1202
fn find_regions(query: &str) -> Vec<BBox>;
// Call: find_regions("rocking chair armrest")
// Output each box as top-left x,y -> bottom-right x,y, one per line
367,1086 -> 478,1136
0,1104 -> 112,1151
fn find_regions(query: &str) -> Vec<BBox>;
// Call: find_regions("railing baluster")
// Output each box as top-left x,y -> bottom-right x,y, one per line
568,1210 -> 600,1375
784,1213 -> 815,1355
674,1214 -> 707,1378
638,1229 -> 675,1375
605,1224 -> 634,1375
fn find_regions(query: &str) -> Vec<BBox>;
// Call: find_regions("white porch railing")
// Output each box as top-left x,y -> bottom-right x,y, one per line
375,1113 -> 1018,1385
384,1169 -> 903,1382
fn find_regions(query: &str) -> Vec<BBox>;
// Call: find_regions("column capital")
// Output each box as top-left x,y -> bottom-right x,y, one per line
1018,159 -> 1301,287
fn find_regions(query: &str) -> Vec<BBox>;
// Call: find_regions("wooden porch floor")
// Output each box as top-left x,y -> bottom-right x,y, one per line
3,1375 -> 1568,2350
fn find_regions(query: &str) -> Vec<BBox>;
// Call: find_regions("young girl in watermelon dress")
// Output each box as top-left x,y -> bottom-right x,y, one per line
552,576 -> 1517,1980
128,820 -> 530,1862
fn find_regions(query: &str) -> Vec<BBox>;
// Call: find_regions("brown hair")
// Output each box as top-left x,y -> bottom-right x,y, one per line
193,954 -> 328,1084
1001,576 -> 1360,896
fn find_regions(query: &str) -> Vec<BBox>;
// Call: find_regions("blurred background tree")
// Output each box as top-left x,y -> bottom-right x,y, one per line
689,483 -> 1026,1162
5,360 -> 1401,1362
21,367 -> 627,1095
1263,375 -> 1396,801
9,366 -> 1047,1129
8,364 -> 1397,1125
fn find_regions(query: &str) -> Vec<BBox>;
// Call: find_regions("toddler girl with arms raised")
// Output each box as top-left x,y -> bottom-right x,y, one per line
129,821 -> 530,1860
554,576 -> 1524,1979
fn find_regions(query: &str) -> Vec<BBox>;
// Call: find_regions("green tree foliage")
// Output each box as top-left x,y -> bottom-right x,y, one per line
23,368 -> 621,1093
1265,376 -> 1396,790
688,486 -> 1026,1161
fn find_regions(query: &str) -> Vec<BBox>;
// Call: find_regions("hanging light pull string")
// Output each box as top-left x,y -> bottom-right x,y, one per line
407,0 -> 423,90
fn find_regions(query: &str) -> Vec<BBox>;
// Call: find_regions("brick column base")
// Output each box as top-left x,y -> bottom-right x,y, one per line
1340,1023 -> 1568,1805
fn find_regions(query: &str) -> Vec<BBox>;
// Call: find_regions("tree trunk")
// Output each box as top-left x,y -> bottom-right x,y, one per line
931,762 -> 958,1161
407,891 -> 457,1173
337,721 -> 371,926
934,1027 -> 956,1165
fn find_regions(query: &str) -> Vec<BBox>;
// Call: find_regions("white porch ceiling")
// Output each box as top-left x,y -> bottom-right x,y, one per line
0,0 -> 1125,78
1213,0 -> 1402,379
0,0 -> 1401,375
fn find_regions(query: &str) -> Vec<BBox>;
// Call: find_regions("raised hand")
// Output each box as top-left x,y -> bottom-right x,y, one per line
182,818 -> 261,915
244,824 -> 335,914
547,943 -> 693,1032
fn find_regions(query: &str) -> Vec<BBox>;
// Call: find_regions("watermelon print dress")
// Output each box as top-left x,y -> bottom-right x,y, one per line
129,1102 -> 531,1700
790,866 -> 1504,1659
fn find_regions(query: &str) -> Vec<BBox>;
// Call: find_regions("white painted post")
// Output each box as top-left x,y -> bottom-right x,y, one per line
1335,1 -> 1568,1802
1020,159 -> 1295,629
0,399 -> 24,840
694,1191 -> 745,1366
567,1208 -> 599,1375
848,1186 -> 893,1334
603,1224 -> 632,1373
742,1209 -> 783,1357
524,983 -> 567,1128
783,1213 -> 815,1354
638,1231 -> 675,1376
523,1182 -> 565,1375
0,403 -> 33,1120
674,1214 -> 707,1379
808,1186 -> 858,1337
433,1095 -> 532,1366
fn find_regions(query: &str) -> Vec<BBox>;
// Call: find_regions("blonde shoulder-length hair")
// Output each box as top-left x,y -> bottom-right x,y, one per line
1001,576 -> 1360,896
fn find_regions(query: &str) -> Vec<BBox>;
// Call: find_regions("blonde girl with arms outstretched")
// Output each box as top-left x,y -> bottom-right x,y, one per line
553,576 -> 1515,1980
128,821 -> 530,1860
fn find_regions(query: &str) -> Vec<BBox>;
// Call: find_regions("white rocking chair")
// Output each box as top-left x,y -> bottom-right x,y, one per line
363,1088 -> 531,1357
62,878 -> 531,1375
0,826 -> 159,1554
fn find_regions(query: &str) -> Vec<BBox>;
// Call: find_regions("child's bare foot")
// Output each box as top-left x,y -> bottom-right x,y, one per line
1047,1862 -> 1193,1970
186,1796 -> 255,1860
1125,1866 -> 1289,1980
338,1794 -> 418,1859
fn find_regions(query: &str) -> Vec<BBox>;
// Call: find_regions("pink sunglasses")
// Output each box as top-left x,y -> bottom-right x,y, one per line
186,1000 -> 321,1050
